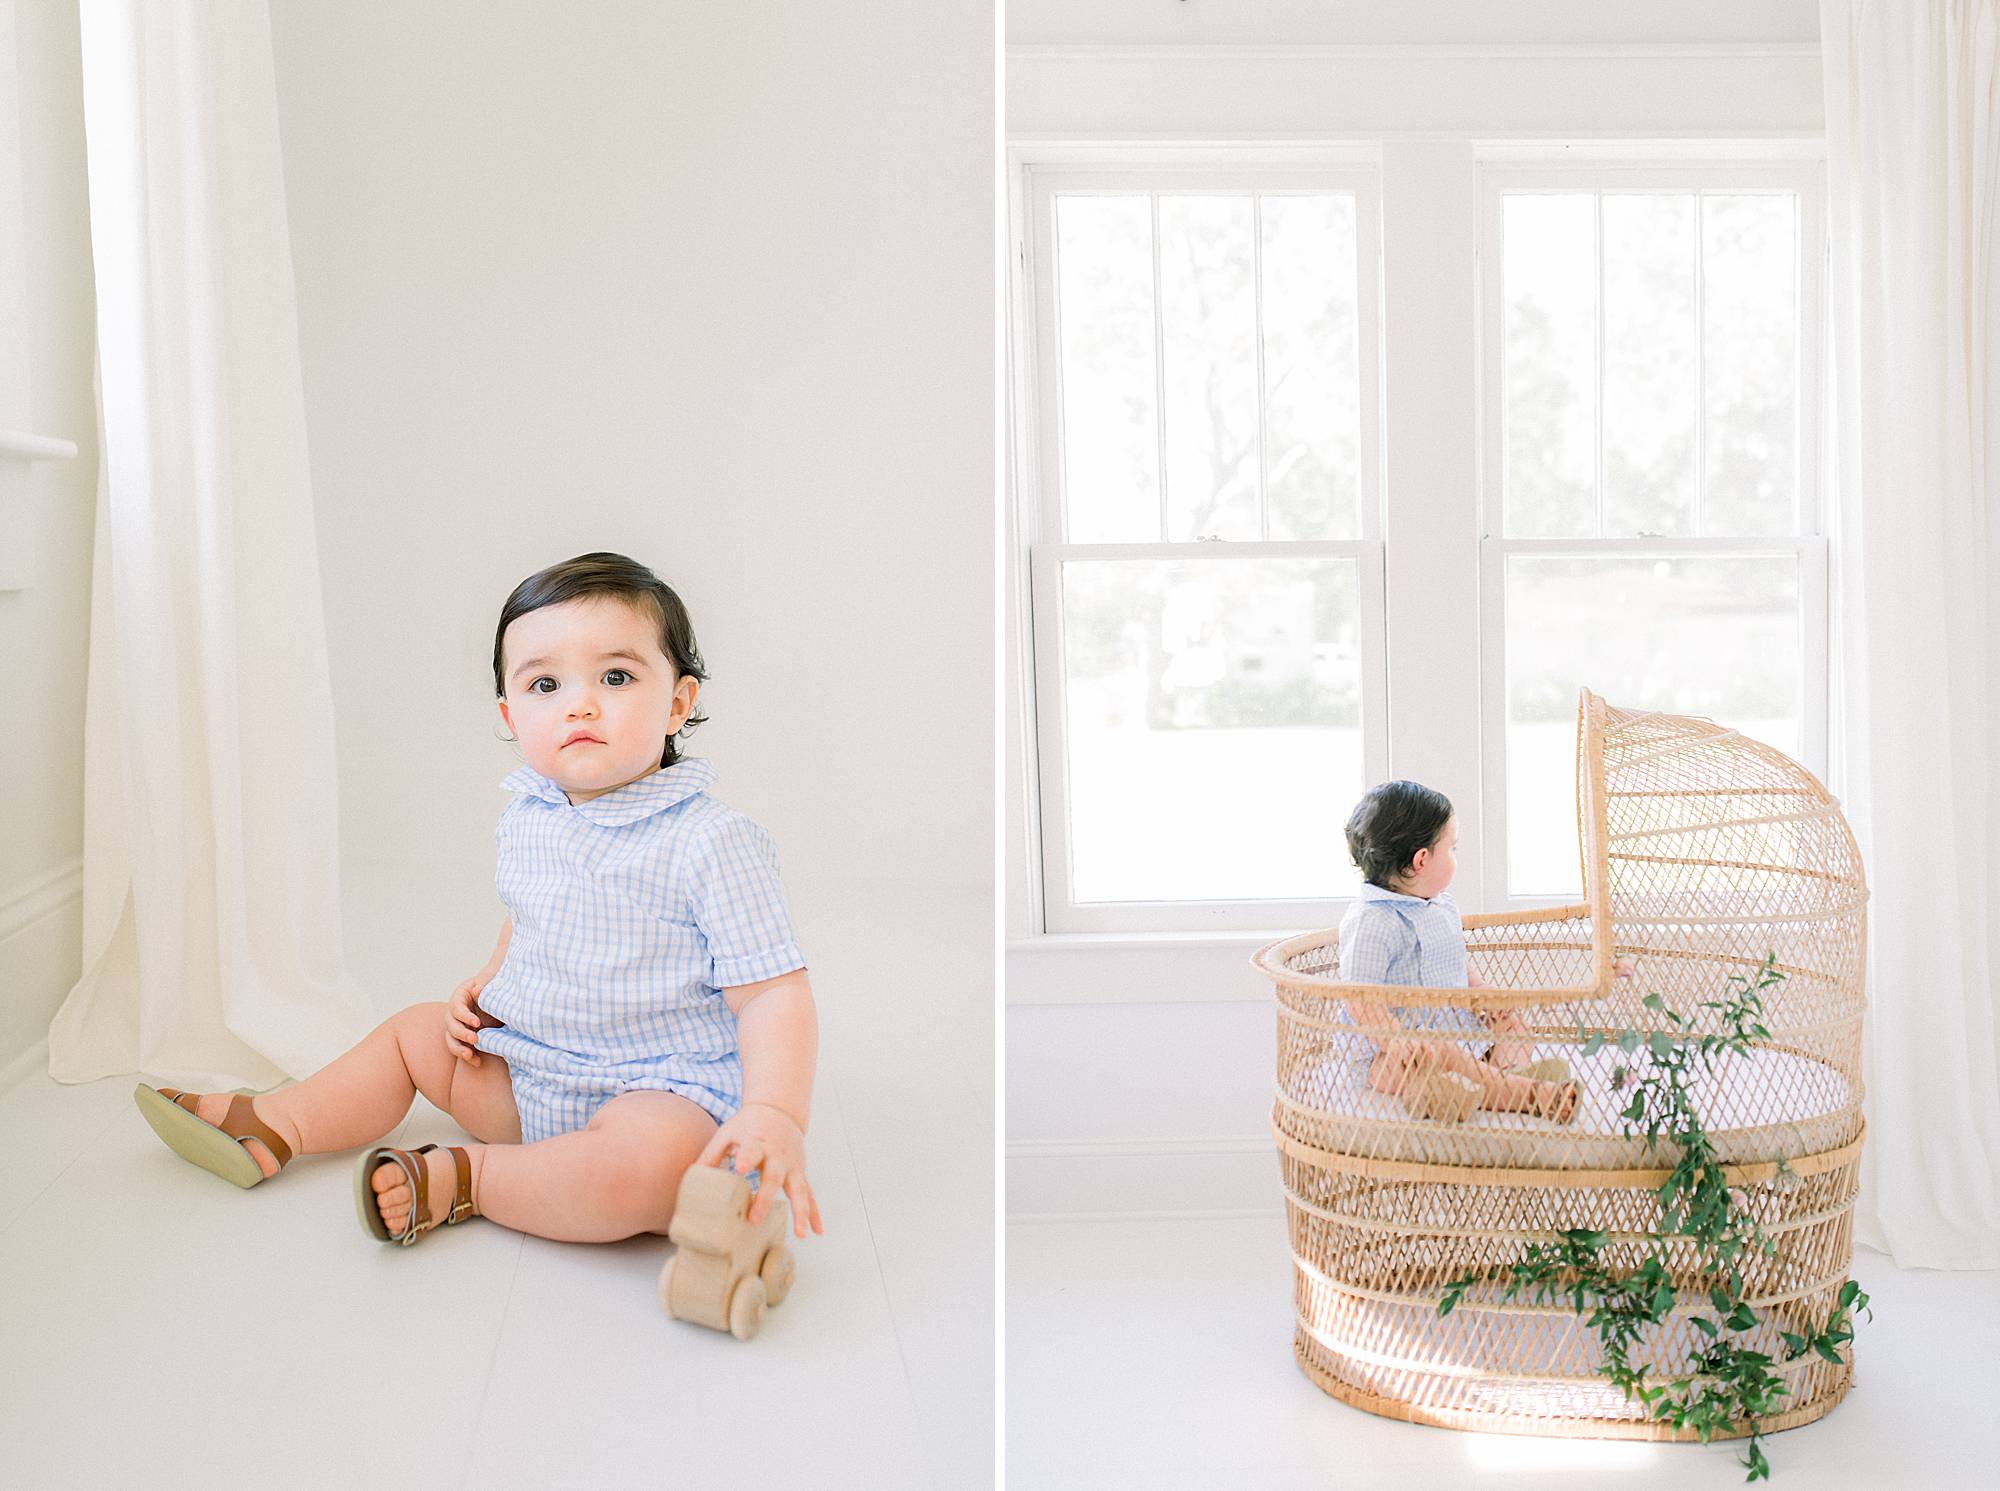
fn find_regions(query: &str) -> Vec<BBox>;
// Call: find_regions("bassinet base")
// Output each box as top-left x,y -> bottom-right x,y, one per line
1276,1133 -> 1862,1442
1292,1331 -> 1852,1442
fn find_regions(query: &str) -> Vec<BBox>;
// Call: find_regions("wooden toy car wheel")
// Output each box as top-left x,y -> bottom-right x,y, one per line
656,1253 -> 678,1316
760,1244 -> 795,1306
728,1275 -> 769,1341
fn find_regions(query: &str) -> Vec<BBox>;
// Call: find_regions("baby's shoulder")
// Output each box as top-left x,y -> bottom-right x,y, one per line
659,794 -> 780,866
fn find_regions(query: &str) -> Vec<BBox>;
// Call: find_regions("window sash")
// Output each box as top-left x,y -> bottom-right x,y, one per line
1029,540 -> 1390,932
1029,165 -> 1385,548
1478,162 -> 1826,544
1476,534 -> 1830,904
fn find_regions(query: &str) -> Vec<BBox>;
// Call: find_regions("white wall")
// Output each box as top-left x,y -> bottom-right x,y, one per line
0,1 -> 98,1076
264,1 -> 996,1006
1005,34 -> 1824,1217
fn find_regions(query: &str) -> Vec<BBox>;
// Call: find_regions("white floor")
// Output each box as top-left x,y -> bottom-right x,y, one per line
1006,1214 -> 1999,1491
0,892 -> 993,1491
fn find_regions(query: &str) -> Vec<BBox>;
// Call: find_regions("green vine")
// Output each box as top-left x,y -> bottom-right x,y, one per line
1435,954 -> 1871,1481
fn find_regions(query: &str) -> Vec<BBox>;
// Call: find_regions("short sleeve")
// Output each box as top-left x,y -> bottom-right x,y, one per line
687,812 -> 807,988
1338,905 -> 1409,986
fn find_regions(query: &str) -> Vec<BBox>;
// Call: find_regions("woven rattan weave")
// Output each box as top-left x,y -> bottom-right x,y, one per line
1252,689 -> 1866,1440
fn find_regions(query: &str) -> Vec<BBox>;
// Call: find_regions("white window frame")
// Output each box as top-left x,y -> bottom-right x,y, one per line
1474,161 -> 1830,905
1021,162 -> 1389,934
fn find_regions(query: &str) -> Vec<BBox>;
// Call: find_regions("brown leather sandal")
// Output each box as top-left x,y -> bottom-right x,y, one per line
355,1143 -> 476,1246
134,1084 -> 294,1189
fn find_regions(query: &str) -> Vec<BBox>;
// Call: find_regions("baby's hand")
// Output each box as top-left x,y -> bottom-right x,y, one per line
697,1101 -> 823,1240
444,976 -> 502,1067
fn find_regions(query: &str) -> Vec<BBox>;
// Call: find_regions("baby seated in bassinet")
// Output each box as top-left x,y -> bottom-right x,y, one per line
1339,782 -> 1580,1126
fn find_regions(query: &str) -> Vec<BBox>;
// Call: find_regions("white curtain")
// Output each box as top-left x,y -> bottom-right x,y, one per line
50,0 -> 375,1088
1822,0 -> 2000,1268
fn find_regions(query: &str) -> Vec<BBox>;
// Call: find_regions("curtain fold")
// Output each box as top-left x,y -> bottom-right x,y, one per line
1821,0 -> 2000,1268
50,0 -> 375,1088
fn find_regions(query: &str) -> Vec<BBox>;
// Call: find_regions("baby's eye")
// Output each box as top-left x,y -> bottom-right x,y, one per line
529,677 -> 557,694
604,669 -> 632,686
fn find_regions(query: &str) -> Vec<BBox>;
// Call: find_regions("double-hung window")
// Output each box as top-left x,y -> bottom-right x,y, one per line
1023,166 -> 1386,932
1478,163 -> 1827,899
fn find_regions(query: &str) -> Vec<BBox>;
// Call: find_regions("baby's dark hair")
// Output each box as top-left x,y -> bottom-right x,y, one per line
492,551 -> 709,768
1345,780 -> 1454,890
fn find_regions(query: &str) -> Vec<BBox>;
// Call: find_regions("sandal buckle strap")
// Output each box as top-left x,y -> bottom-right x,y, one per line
446,1147 -> 475,1225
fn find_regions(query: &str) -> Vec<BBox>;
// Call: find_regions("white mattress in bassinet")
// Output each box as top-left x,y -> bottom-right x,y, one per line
1276,1042 -> 1859,1170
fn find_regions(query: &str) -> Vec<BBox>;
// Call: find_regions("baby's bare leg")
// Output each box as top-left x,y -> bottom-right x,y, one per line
1377,1037 -> 1546,1110
472,1090 -> 718,1243
259,1002 -> 517,1154
1453,1057 -> 1547,1113
178,1002 -> 518,1181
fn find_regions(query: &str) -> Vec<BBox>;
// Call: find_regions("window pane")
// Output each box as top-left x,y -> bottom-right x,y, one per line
1060,557 -> 1365,902
1703,194 -> 1799,535
1261,194 -> 1361,540
1603,195 -> 1697,536
1055,195 -> 1161,542
1504,554 -> 1802,895
1159,196 -> 1261,541
1504,193 -> 1598,536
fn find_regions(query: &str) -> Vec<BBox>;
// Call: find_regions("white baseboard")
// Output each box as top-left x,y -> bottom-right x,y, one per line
0,858 -> 82,1079
1006,1135 -> 1283,1222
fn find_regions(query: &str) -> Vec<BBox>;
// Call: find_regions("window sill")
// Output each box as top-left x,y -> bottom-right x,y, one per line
1006,930 -> 1290,1005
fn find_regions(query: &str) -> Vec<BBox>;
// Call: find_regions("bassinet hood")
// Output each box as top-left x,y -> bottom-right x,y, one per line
1583,688 -> 1868,1004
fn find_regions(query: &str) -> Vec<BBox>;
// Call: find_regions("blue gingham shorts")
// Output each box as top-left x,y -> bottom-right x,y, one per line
476,1028 -> 740,1145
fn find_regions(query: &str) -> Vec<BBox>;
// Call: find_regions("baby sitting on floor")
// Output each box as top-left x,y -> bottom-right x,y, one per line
1337,781 -> 1579,1126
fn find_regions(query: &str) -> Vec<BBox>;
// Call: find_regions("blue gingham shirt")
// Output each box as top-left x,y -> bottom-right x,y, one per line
473,757 -> 805,1124
1336,882 -> 1484,1037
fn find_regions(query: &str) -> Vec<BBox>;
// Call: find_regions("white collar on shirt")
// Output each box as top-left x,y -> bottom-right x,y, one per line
500,756 -> 717,827
1355,881 -> 1453,910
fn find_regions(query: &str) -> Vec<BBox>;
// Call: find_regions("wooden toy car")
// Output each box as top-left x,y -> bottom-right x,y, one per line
657,1163 -> 795,1340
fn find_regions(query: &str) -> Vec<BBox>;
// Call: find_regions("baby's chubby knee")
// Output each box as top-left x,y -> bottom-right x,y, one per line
390,1000 -> 452,1040
585,1093 -> 715,1197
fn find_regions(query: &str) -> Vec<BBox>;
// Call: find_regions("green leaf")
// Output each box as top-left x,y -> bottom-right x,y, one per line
1711,1287 -> 1733,1314
1650,1030 -> 1675,1059
1780,1332 -> 1807,1356
1693,1315 -> 1719,1336
1838,1279 -> 1860,1309
1582,1032 -> 1605,1057
1746,1439 -> 1770,1481
1618,1029 -> 1641,1054
1642,990 -> 1664,1012
1812,1338 -> 1844,1365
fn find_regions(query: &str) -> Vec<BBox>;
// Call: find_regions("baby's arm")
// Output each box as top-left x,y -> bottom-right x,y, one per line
695,968 -> 823,1238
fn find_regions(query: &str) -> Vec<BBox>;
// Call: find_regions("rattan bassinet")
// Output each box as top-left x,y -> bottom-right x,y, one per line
1252,688 -> 1866,1440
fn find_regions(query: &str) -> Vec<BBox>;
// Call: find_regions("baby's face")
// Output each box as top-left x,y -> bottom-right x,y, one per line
1398,815 -> 1460,899
497,595 -> 697,804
